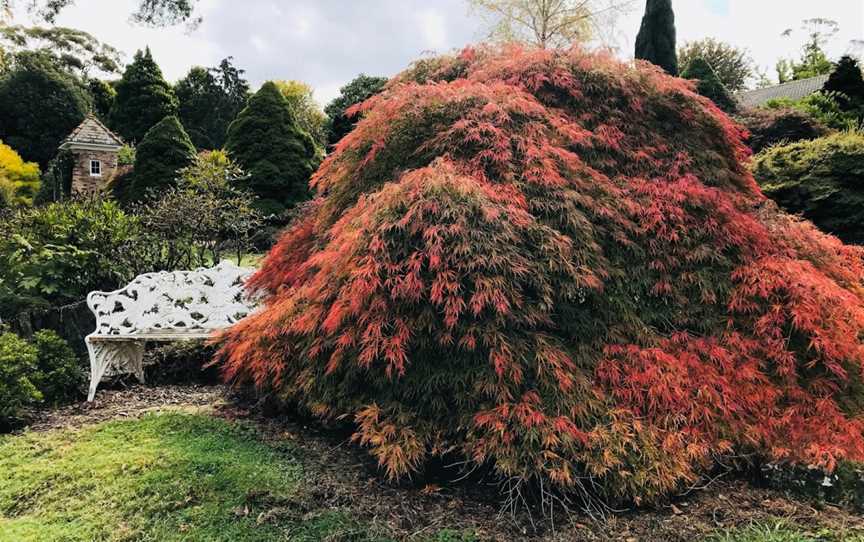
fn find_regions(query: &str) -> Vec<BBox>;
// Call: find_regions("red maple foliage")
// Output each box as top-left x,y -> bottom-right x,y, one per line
217,46 -> 864,504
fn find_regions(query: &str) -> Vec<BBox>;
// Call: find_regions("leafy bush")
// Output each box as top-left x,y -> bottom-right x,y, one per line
0,139 -> 40,207
736,107 -> 831,153
0,331 -> 41,426
30,329 -> 84,404
217,46 -> 864,505
128,151 -> 264,270
766,91 -> 860,131
752,131 -> 864,244
0,198 -> 140,318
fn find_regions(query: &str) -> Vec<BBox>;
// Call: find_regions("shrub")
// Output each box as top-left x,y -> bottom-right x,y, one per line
0,139 -> 39,207
736,107 -> 831,153
0,331 -> 41,426
127,151 -> 264,269
751,131 -> 864,244
0,198 -> 140,318
766,91 -> 859,131
217,46 -> 864,505
31,329 -> 84,404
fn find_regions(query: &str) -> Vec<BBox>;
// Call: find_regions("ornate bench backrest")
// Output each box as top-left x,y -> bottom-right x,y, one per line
87,260 -> 258,337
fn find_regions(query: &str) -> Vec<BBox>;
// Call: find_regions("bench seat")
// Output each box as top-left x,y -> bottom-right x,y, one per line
85,261 -> 258,401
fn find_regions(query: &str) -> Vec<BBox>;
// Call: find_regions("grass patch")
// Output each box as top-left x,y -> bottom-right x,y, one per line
711,521 -> 864,542
0,412 -> 478,542
0,413 -> 303,541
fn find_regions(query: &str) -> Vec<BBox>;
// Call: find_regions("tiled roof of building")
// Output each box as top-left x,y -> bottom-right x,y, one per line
60,114 -> 124,149
735,74 -> 830,108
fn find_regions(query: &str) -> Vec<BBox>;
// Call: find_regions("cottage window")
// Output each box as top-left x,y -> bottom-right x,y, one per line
90,159 -> 102,177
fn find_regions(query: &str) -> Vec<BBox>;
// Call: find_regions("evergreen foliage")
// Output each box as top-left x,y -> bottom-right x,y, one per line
635,0 -> 678,75
0,139 -> 40,207
736,107 -> 830,154
175,58 -> 250,150
681,57 -> 737,113
822,55 -> 864,111
752,131 -> 864,244
225,81 -> 319,214
324,74 -> 388,145
109,48 -> 178,143
88,78 -> 116,120
127,115 -> 195,201
217,46 -> 864,504
0,51 -> 89,167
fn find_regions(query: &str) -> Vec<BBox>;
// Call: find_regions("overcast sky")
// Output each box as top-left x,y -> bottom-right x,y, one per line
10,0 -> 864,106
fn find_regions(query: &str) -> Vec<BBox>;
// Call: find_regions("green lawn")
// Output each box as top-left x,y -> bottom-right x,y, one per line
0,412 -> 460,542
0,411 -> 859,542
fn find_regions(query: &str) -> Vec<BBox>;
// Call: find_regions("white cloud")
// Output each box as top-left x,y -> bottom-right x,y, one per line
9,0 -> 864,105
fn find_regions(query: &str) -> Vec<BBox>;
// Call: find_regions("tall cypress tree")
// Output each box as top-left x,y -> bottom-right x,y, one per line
823,55 -> 864,110
125,115 -> 195,201
635,0 -> 678,76
225,81 -> 319,214
109,47 -> 177,143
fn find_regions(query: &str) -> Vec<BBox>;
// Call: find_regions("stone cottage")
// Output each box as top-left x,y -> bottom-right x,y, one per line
58,115 -> 124,195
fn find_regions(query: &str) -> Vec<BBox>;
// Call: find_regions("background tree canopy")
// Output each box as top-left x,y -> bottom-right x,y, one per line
273,79 -> 328,151
0,25 -> 122,76
678,38 -> 753,92
324,74 -> 388,146
0,0 -> 201,28
0,50 -> 89,168
175,57 -> 250,150
468,0 -> 634,48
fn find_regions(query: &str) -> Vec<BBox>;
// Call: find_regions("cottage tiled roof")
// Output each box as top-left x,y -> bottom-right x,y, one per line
735,74 -> 830,108
60,115 -> 124,149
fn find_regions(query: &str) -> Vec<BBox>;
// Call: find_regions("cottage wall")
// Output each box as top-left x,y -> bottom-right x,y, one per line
70,149 -> 120,195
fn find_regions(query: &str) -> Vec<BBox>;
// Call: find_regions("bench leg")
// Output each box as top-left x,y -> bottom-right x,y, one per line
86,340 -> 145,402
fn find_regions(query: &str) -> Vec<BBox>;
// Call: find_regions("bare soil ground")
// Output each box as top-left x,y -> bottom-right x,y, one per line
18,384 -> 864,541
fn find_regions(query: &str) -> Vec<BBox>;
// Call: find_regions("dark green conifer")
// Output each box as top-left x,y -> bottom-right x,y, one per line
635,0 -> 678,76
109,47 -> 178,143
126,115 -> 195,201
225,81 -> 319,214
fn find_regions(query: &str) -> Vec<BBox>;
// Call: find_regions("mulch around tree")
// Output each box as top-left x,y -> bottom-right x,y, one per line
14,384 -> 864,541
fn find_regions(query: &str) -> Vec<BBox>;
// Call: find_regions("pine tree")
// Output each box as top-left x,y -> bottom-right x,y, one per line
109,48 -> 178,143
225,81 -> 319,214
125,115 -> 195,201
681,57 -> 737,113
822,55 -> 864,110
635,0 -> 678,76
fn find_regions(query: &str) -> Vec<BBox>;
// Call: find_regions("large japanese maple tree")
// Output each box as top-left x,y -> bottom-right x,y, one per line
217,46 -> 864,504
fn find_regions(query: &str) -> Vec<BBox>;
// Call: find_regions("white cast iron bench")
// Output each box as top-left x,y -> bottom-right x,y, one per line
85,260 -> 258,401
